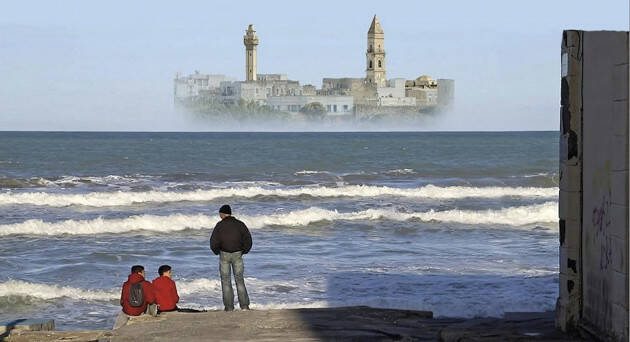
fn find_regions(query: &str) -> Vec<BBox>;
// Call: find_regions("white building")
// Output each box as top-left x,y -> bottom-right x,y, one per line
219,77 -> 304,105
266,95 -> 354,115
376,78 -> 416,106
174,71 -> 236,101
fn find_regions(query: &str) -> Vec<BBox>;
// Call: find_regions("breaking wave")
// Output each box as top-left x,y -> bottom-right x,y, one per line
384,168 -> 417,175
0,202 -> 558,236
0,185 -> 558,207
0,278 -> 302,302
0,276 -> 555,318
0,280 -> 117,301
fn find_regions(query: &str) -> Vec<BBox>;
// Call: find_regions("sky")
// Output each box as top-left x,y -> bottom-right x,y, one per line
0,0 -> 628,131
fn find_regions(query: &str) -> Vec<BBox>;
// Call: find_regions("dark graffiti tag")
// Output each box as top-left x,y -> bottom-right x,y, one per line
592,194 -> 612,270
592,195 -> 611,233
600,237 -> 614,270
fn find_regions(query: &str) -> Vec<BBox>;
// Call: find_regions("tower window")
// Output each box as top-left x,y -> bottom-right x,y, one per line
378,60 -> 382,68
369,44 -> 372,52
369,60 -> 373,69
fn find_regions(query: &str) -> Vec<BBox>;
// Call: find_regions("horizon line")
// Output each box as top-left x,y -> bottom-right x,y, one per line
0,130 -> 558,133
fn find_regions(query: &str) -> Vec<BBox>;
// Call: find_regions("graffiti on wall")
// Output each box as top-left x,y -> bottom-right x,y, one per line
590,161 -> 613,271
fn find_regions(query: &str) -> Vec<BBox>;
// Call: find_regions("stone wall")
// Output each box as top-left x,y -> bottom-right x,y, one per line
558,30 -> 629,342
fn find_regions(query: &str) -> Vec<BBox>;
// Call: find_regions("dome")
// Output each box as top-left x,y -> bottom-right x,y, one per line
417,75 -> 433,82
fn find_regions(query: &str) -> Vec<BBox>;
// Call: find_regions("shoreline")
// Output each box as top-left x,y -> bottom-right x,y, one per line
2,306 -> 584,341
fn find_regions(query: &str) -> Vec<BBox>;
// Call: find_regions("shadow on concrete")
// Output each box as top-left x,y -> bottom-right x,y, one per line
322,271 -> 556,315
290,271 -> 565,341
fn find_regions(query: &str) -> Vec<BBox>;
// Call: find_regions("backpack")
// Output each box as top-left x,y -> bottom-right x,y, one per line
128,281 -> 144,307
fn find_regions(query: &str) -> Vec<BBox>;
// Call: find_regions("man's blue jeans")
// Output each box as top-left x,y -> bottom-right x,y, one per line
219,251 -> 250,310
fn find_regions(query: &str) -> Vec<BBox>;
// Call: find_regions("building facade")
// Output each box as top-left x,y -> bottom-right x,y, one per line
267,95 -> 354,115
175,17 -> 455,116
173,72 -> 236,103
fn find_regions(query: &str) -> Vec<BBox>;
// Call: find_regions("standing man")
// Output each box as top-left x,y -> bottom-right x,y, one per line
210,204 -> 252,311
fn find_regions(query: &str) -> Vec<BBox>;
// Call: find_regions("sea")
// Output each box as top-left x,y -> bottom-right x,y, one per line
0,131 -> 559,330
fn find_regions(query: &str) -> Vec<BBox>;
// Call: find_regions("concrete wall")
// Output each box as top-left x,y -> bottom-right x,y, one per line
377,78 -> 406,98
405,87 -> 438,106
258,74 -> 288,81
378,96 -> 416,107
558,30 -> 629,342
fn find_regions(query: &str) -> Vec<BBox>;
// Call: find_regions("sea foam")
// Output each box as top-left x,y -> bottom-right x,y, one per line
0,277 -> 299,302
0,184 -> 558,207
0,202 -> 558,236
0,280 -> 117,301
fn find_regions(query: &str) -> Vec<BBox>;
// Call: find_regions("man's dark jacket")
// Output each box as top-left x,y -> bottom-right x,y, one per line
210,216 -> 252,255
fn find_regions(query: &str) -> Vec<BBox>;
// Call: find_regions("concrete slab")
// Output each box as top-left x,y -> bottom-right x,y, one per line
439,311 -> 585,342
5,307 -> 586,342
0,319 -> 54,337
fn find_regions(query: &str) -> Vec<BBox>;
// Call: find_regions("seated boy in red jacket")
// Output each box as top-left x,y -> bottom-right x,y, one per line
113,265 -> 157,329
152,265 -> 180,312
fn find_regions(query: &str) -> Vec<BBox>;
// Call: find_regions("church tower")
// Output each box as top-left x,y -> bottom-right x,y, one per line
243,24 -> 259,81
366,15 -> 386,87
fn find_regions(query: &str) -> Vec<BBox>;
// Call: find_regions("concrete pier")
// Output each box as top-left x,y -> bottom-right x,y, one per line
0,319 -> 54,339
3,307 -> 586,341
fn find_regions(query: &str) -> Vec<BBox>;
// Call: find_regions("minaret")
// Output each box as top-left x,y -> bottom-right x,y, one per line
243,24 -> 259,82
366,15 -> 386,87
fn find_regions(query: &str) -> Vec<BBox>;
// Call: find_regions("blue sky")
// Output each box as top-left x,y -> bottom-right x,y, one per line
0,1 -> 627,131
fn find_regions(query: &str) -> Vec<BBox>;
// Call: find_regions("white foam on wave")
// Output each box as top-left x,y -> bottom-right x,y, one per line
176,277 -> 302,295
0,276 -> 556,318
0,277 -> 300,302
43,175 -> 146,188
0,202 -> 558,236
0,184 -> 558,207
0,280 -> 117,301
384,168 -> 416,175
294,170 -> 329,175
184,301 -> 329,312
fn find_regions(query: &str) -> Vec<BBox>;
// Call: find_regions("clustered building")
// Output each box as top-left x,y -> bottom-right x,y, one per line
174,16 -> 454,116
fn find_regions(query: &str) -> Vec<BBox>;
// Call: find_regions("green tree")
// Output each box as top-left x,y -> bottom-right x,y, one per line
300,102 -> 327,120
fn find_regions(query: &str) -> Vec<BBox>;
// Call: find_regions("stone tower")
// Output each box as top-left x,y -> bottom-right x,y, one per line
366,15 -> 386,87
243,24 -> 259,82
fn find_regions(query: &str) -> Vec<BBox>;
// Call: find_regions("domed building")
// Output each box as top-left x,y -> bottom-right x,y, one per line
416,75 -> 437,87
405,75 -> 439,106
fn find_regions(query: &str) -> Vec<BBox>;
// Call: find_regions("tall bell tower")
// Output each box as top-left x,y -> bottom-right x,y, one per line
243,24 -> 259,82
366,15 -> 386,87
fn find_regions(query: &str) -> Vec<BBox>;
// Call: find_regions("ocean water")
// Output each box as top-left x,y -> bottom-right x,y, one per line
0,131 -> 559,330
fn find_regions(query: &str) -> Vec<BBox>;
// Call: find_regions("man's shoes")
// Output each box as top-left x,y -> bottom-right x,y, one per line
224,307 -> 234,312
241,306 -> 250,310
